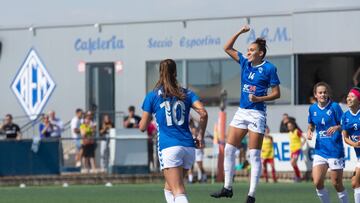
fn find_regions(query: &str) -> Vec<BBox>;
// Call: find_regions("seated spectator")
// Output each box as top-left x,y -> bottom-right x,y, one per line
123,105 -> 141,128
48,110 -> 63,137
39,114 -> 54,138
99,114 -> 114,172
80,114 -> 96,173
0,114 -> 21,140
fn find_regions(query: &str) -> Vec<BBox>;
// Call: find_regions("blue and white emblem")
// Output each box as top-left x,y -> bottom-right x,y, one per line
11,48 -> 56,120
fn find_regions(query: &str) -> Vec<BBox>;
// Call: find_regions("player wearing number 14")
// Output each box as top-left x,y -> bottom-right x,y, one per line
140,59 -> 208,203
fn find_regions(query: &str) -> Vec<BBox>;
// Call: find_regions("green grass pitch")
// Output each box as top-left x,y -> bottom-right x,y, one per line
0,181 -> 354,203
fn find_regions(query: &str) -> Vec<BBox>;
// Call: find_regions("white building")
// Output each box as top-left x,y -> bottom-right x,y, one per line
0,0 -> 359,133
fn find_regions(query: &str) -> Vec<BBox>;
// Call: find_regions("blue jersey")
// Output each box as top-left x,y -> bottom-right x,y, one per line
341,109 -> 360,158
237,52 -> 280,112
308,101 -> 344,158
142,87 -> 199,151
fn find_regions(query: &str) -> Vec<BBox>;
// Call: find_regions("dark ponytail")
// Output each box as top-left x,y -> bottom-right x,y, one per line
253,38 -> 267,59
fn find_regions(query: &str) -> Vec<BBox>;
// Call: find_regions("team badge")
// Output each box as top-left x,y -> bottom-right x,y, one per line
258,67 -> 263,73
326,110 -> 332,116
11,48 -> 56,120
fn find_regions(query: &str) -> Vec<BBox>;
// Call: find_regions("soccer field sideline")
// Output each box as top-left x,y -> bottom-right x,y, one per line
0,181 -> 354,203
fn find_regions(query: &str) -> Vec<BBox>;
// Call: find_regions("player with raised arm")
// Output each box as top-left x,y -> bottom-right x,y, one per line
210,25 -> 281,203
139,59 -> 208,203
342,87 -> 360,203
307,82 -> 348,203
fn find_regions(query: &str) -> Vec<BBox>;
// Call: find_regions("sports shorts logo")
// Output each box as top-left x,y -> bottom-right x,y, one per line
11,48 -> 56,120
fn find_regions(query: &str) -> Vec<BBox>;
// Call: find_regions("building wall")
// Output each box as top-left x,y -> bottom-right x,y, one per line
0,10 -> 357,133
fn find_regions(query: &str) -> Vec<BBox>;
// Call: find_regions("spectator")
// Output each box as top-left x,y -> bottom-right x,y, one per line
99,114 -> 114,172
0,114 -> 21,140
49,110 -> 63,137
80,114 -> 96,173
123,105 -> 141,128
39,114 -> 54,138
146,116 -> 157,171
85,110 -> 97,131
71,108 -> 83,167
279,113 -> 301,133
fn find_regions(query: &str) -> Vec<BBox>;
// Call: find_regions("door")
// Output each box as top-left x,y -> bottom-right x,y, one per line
86,62 -> 115,127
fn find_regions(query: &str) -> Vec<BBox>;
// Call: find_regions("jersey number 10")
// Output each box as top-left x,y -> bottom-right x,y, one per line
160,101 -> 185,126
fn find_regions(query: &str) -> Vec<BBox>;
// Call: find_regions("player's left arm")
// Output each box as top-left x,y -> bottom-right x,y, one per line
192,100 -> 208,149
249,85 -> 280,103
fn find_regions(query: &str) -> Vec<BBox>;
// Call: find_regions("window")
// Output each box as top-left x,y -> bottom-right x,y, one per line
267,56 -> 292,104
146,61 -> 183,93
146,56 -> 292,106
298,53 -> 360,104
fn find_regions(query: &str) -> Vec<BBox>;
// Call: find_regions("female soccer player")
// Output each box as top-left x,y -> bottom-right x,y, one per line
342,87 -> 360,203
287,120 -> 304,182
307,82 -> 348,203
210,25 -> 281,203
139,59 -> 208,203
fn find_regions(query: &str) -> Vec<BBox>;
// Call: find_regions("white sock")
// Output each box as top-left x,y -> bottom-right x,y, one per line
188,174 -> 193,183
316,188 -> 330,203
248,149 -> 261,197
197,169 -> 202,181
174,194 -> 189,203
224,144 -> 237,189
354,187 -> 360,203
164,189 -> 174,203
337,189 -> 349,203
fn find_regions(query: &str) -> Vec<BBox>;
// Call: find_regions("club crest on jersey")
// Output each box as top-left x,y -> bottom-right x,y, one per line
258,67 -> 263,73
243,84 -> 256,94
326,110 -> 332,116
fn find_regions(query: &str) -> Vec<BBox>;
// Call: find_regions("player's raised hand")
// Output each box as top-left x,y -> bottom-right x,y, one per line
239,25 -> 250,34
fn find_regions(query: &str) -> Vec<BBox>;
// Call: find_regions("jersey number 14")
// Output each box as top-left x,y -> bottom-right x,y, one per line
160,101 -> 185,126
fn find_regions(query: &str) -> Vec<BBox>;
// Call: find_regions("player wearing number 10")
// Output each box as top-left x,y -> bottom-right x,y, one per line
139,59 -> 208,203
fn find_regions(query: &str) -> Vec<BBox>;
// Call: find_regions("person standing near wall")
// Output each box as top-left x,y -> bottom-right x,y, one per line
80,114 -> 97,173
48,110 -> 63,138
342,87 -> 360,203
124,106 -> 141,128
210,25 -> 281,203
71,108 -> 83,167
139,59 -> 208,203
307,82 -> 348,203
99,114 -> 114,172
0,114 -> 21,140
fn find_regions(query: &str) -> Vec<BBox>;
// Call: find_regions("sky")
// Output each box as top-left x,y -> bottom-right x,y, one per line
0,0 -> 359,28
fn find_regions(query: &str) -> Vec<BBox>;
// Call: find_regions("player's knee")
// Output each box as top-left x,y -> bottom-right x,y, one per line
313,180 -> 324,189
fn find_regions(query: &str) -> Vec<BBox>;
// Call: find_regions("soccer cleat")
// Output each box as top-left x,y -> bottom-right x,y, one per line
245,195 -> 255,203
210,187 -> 233,198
